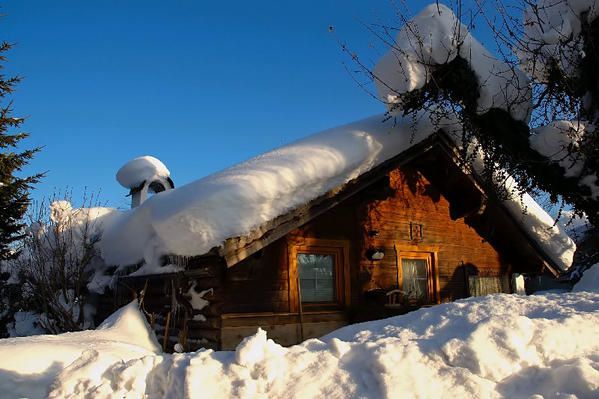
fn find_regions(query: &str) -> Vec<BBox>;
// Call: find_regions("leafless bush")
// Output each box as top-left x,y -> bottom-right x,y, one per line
7,192 -> 104,334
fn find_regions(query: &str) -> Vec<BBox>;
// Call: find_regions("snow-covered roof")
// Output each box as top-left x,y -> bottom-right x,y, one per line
100,114 -> 440,272
97,112 -> 576,276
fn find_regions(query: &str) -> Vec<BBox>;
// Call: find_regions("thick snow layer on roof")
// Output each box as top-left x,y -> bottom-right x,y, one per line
373,3 -> 531,122
1,292 -> 597,398
98,112 -> 575,273
501,188 -> 576,270
100,113 -> 446,269
520,0 -> 599,82
116,155 -> 170,189
0,300 -> 159,398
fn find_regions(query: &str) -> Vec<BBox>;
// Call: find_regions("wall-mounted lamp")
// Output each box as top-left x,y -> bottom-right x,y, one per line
366,247 -> 385,261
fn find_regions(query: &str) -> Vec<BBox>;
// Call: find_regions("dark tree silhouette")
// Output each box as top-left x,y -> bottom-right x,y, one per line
0,41 -> 42,260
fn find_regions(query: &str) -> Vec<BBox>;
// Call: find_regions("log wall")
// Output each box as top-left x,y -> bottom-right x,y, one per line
219,159 -> 546,333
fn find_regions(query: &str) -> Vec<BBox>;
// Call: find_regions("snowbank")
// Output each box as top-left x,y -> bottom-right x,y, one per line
1,292 -> 597,398
573,263 -> 599,293
116,155 -> 170,189
0,300 -> 160,398
373,3 -> 531,122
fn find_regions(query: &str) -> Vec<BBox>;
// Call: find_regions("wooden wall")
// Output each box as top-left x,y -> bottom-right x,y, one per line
220,155 -> 546,329
357,167 -> 507,301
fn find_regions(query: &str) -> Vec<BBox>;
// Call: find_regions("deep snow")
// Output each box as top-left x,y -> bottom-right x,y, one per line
1,270 -> 598,398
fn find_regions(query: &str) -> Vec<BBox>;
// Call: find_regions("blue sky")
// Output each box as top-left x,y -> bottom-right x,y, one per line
4,0 -> 504,209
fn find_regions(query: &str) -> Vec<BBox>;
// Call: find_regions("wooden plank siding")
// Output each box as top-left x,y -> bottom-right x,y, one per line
215,158 -> 545,346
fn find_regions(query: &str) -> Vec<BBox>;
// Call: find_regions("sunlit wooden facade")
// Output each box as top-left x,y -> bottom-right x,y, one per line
104,135 -> 558,351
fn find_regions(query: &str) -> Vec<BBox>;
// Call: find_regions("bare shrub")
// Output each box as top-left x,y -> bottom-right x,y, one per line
6,192 -> 104,334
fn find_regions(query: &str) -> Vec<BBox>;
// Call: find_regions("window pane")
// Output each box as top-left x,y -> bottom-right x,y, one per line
298,253 -> 335,302
402,258 -> 428,301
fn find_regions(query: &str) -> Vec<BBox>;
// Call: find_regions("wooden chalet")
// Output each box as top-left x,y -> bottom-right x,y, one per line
102,132 -> 566,352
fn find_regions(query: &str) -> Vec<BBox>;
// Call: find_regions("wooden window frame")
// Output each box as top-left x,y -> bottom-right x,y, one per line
398,252 -> 435,304
393,244 -> 440,305
288,238 -> 350,312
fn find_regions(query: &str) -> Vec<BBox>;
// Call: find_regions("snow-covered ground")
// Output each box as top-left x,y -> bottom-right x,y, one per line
1,265 -> 597,399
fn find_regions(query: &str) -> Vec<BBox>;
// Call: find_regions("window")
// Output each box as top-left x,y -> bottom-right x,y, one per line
397,252 -> 436,305
402,258 -> 428,301
297,253 -> 335,302
289,239 -> 349,310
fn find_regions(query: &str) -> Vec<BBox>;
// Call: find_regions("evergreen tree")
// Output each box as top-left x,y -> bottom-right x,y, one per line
0,41 -> 41,260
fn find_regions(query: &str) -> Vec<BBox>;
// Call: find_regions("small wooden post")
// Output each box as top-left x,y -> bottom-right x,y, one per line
138,279 -> 149,309
394,242 -> 400,288
163,311 -> 172,351
296,274 -> 305,342
150,313 -> 156,330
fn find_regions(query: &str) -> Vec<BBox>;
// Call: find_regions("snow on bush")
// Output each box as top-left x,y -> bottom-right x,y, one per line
0,198 -> 125,335
5,311 -> 45,337
1,292 -> 597,398
530,121 -> 599,199
116,155 -> 170,189
519,0 -> 599,83
530,120 -> 588,178
373,3 -> 531,122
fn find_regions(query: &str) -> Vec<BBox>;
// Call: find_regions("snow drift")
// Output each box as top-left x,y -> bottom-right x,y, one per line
0,290 -> 597,398
573,263 -> 599,293
0,300 -> 160,398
